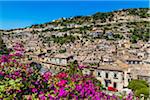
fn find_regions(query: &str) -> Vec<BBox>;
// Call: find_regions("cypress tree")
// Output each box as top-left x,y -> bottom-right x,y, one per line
0,33 -> 8,55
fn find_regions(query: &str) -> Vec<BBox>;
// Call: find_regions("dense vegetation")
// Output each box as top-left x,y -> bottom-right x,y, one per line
44,34 -> 76,45
128,79 -> 150,98
128,8 -> 150,18
130,28 -> 150,43
92,12 -> 114,22
59,49 -> 66,53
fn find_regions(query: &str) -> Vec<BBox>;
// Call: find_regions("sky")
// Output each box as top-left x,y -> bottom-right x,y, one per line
0,0 -> 149,30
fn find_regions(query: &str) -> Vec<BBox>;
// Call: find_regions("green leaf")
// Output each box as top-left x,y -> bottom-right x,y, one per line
0,85 -> 5,92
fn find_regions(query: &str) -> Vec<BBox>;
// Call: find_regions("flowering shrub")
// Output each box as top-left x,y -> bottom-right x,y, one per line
0,53 -> 140,100
56,72 -> 68,79
42,71 -> 52,81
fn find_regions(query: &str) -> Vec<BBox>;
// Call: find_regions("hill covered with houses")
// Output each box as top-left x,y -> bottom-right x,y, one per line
0,8 -> 150,99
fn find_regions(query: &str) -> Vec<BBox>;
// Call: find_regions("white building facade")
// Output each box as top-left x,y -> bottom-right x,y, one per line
82,67 -> 132,91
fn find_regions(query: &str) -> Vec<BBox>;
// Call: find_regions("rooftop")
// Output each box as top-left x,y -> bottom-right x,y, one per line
52,53 -> 74,59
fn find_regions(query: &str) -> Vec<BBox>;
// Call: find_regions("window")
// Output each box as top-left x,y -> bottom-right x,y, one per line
114,73 -> 118,79
113,82 -> 117,88
127,61 -> 130,64
128,79 -> 130,82
105,80 -> 111,87
47,50 -> 51,53
28,57 -> 32,61
97,72 -> 101,77
122,76 -> 124,80
105,81 -> 108,87
62,69 -> 64,71
106,72 -> 109,78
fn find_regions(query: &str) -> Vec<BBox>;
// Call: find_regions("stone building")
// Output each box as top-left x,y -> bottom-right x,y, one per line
82,61 -> 132,91
48,53 -> 74,66
39,53 -> 74,75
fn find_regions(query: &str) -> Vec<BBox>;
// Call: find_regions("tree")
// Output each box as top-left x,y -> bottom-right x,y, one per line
0,33 -> 4,49
29,62 -> 42,72
113,34 -> 124,40
92,12 -> 113,22
130,35 -> 139,43
67,60 -> 83,77
128,79 -> 149,98
59,49 -> 66,53
0,33 -> 8,55
135,88 -> 150,98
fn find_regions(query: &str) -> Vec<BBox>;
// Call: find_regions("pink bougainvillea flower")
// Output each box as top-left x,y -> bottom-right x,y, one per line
0,71 -> 4,76
78,65 -> 85,69
31,88 -> 37,93
16,90 -> 22,93
58,87 -> 68,97
42,71 -> 52,81
48,94 -> 56,99
34,80 -> 39,85
57,80 -> 67,87
0,55 -> 9,62
14,71 -> 20,76
39,91 -> 44,95
38,94 -> 46,100
56,72 -> 68,79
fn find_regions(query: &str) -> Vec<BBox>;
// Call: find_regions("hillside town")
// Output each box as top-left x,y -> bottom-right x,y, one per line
0,8 -> 150,98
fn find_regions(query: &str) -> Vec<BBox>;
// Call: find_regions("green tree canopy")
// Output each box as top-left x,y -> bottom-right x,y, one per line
128,79 -> 150,98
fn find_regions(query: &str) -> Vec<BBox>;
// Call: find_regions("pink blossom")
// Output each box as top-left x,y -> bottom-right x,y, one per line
1,55 -> 9,62
57,80 -> 67,87
0,71 -> 4,76
43,71 -> 52,80
14,71 -> 20,76
48,94 -> 55,99
31,88 -> 37,93
57,72 -> 68,79
16,90 -> 22,93
38,94 -> 46,100
58,88 -> 67,97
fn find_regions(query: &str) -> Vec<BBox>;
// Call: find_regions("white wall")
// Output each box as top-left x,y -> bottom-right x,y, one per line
60,59 -> 67,65
82,69 -> 91,75
49,58 -> 68,66
95,70 -> 126,91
